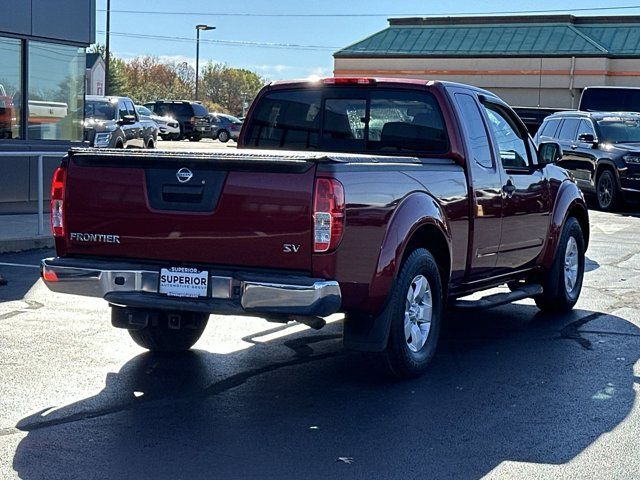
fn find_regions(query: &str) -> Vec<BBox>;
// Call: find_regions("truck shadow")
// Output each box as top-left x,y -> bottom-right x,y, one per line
12,304 -> 640,479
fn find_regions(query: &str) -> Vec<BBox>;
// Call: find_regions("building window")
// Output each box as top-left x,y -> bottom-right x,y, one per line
28,41 -> 84,141
0,36 -> 22,140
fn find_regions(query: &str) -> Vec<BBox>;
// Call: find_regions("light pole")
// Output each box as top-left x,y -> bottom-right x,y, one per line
105,0 -> 111,95
195,24 -> 215,101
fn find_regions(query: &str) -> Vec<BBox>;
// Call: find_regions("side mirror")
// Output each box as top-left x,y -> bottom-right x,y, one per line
577,132 -> 596,145
538,141 -> 563,166
119,114 -> 136,125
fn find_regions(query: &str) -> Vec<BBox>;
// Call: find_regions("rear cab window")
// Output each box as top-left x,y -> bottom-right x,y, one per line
580,87 -> 640,112
244,86 -> 449,155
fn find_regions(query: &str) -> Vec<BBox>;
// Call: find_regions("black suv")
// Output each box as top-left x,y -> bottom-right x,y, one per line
535,111 -> 640,210
143,100 -> 211,141
512,106 -> 570,136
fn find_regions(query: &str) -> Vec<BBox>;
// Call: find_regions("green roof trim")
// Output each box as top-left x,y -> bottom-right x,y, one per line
334,16 -> 640,58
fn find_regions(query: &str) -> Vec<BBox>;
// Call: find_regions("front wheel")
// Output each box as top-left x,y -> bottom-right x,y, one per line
128,311 -> 209,352
218,130 -> 230,143
382,248 -> 443,378
596,169 -> 620,211
535,217 -> 585,313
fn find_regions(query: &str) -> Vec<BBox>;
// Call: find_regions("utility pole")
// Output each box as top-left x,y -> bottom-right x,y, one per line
241,92 -> 248,117
105,0 -> 111,95
195,24 -> 215,101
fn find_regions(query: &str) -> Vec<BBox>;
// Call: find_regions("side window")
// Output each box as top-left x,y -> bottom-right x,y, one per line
117,101 -> 127,121
577,119 -> 596,139
125,100 -> 136,118
557,118 -> 579,141
454,93 -> 493,168
482,103 -> 531,169
539,118 -> 560,139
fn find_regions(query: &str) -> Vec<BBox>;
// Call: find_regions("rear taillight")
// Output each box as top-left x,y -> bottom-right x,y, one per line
50,166 -> 66,237
313,178 -> 345,253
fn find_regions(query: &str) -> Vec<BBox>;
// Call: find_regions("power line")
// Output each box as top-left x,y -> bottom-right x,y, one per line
96,5 -> 640,17
96,30 -> 338,51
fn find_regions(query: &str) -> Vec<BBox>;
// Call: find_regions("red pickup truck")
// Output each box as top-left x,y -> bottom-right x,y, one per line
42,78 -> 589,377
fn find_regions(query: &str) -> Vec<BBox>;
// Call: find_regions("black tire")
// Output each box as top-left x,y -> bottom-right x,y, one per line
128,311 -> 209,352
535,217 -> 585,313
189,135 -> 202,142
146,139 -> 155,149
160,134 -> 170,141
218,130 -> 230,143
382,248 -> 443,379
114,140 -> 124,148
596,169 -> 620,211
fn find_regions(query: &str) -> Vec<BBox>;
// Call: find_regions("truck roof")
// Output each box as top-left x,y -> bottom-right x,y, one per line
267,77 -> 498,98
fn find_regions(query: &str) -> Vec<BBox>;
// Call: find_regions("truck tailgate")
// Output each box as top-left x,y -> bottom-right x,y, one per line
61,150 -> 318,272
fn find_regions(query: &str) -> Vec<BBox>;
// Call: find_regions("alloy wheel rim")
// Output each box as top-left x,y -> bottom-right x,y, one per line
564,236 -> 579,294
598,175 -> 612,207
404,274 -> 433,353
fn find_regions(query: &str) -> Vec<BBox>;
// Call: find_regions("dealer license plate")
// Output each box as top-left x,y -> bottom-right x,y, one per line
159,267 -> 208,298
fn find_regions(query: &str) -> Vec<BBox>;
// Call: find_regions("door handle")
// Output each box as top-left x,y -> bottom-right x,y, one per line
502,180 -> 516,197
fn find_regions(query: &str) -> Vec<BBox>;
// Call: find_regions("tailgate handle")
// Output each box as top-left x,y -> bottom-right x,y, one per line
162,185 -> 204,203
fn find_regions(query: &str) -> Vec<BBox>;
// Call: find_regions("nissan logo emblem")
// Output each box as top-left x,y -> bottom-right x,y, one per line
176,168 -> 193,183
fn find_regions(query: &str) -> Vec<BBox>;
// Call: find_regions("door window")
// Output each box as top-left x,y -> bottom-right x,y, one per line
482,103 -> 531,169
117,101 -> 128,121
454,93 -> 493,168
125,100 -> 137,119
557,118 -> 579,141
577,119 -> 596,140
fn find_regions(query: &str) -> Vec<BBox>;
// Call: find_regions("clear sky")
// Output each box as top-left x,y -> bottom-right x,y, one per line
96,1 -> 640,80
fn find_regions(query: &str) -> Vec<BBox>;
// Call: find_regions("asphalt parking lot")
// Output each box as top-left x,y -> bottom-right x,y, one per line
0,209 -> 639,479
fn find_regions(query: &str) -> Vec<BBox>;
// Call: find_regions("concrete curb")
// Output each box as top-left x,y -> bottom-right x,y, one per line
0,236 -> 54,254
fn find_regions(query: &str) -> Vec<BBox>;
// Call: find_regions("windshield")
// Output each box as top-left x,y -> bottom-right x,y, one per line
596,116 -> 640,143
85,100 -> 116,121
136,105 -> 153,116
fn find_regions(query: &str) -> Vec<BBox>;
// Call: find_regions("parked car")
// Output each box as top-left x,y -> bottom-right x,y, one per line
42,78 -> 588,378
208,113 -> 243,142
535,110 -> 640,210
579,86 -> 640,113
143,100 -> 211,141
135,105 -> 180,141
513,106 -> 571,136
84,95 -> 157,148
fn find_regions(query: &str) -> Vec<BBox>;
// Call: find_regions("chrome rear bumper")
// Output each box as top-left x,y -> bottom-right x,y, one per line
41,257 -> 341,317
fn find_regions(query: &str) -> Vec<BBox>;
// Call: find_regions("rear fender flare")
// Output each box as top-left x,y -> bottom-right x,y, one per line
541,180 -> 589,269
369,192 -> 452,310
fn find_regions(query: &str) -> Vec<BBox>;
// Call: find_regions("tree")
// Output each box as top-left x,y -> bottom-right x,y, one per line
199,63 -> 266,115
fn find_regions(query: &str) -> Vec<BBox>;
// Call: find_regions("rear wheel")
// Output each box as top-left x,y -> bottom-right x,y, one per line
189,135 -> 201,142
535,217 -> 585,313
146,138 -> 155,149
218,130 -> 230,143
128,311 -> 209,352
382,248 -> 443,378
596,169 -> 619,211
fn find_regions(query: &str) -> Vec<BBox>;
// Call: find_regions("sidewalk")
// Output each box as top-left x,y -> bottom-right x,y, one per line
0,214 -> 54,253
